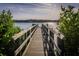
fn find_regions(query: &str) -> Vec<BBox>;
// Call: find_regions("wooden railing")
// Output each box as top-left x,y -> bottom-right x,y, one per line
6,25 -> 38,56
41,24 -> 61,56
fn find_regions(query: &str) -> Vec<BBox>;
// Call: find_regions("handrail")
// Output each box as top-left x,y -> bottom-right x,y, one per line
14,27 -> 37,56
6,25 -> 38,56
12,25 -> 37,40
41,24 -> 61,56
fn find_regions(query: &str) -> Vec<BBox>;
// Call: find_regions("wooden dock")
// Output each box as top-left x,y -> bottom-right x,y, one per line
24,27 -> 44,56
7,24 -> 60,56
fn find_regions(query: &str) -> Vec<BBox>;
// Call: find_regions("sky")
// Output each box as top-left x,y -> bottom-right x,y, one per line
0,3 -> 79,20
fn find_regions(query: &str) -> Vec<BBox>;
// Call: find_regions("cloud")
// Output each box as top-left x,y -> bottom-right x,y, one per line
12,3 -> 61,20
0,3 -> 78,20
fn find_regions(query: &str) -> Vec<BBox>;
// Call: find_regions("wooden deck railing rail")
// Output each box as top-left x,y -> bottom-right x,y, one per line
6,25 -> 38,56
41,24 -> 61,56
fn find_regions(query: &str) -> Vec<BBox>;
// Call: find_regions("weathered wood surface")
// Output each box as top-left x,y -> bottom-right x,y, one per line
24,27 -> 44,56
7,25 -> 37,56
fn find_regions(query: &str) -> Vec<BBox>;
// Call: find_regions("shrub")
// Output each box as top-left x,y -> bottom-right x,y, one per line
13,26 -> 21,34
58,5 -> 79,55
0,10 -> 21,55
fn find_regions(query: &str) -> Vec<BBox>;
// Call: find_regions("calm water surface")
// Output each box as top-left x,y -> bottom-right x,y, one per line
14,22 -> 56,30
14,22 -> 32,30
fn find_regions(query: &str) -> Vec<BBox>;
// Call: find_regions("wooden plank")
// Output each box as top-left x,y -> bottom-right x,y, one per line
22,27 -> 37,55
14,26 -> 37,56
24,27 -> 44,56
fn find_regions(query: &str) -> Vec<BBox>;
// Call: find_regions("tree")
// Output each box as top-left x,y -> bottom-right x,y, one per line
58,5 -> 79,55
0,10 -> 21,55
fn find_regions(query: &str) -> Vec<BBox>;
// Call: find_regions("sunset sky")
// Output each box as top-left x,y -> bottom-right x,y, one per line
0,3 -> 79,20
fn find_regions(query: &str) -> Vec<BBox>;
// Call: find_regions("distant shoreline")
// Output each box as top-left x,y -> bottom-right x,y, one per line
13,19 -> 59,23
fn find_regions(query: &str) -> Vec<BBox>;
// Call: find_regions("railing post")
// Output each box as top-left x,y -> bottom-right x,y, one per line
47,24 -> 50,50
42,24 -> 62,56
47,24 -> 55,56
47,24 -> 50,42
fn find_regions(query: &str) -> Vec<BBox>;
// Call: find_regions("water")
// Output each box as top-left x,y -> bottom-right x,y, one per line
14,22 -> 32,30
14,22 -> 55,30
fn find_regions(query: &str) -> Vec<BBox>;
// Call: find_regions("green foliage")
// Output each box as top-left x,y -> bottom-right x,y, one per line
0,10 -> 14,44
58,5 -> 79,55
0,10 -> 21,55
13,26 -> 21,34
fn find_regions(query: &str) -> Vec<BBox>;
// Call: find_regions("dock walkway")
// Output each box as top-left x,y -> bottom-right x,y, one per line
25,27 -> 44,56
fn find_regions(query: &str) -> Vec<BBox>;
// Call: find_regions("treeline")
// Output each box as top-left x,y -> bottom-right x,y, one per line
0,10 -> 21,55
